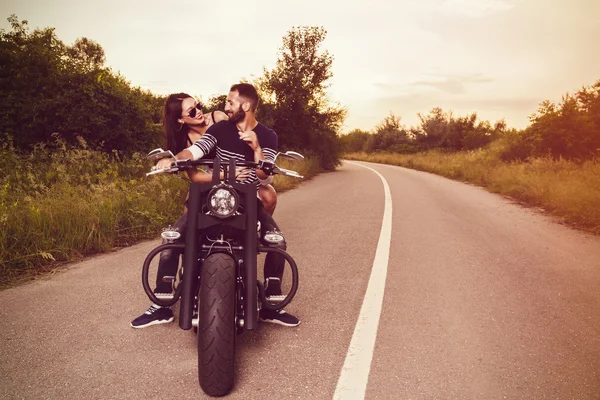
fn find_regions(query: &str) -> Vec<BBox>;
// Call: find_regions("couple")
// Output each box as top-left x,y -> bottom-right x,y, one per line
131,83 -> 300,328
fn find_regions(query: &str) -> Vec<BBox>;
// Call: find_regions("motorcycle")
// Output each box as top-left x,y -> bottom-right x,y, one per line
140,149 -> 304,397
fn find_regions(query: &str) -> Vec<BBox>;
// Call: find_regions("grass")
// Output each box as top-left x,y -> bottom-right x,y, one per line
0,141 -> 321,289
344,149 -> 600,235
272,156 -> 322,192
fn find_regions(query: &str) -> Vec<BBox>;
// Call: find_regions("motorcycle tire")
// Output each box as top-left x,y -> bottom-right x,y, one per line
197,252 -> 236,397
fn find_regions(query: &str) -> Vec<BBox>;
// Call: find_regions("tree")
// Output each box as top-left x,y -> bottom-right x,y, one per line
365,112 -> 413,153
339,129 -> 370,153
414,107 -> 451,149
374,112 -> 403,135
523,83 -> 600,160
0,15 -> 164,154
413,108 -> 500,152
204,94 -> 227,114
258,26 -> 346,170
66,37 -> 106,72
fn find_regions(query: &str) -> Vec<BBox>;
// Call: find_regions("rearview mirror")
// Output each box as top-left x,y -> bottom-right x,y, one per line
276,151 -> 305,162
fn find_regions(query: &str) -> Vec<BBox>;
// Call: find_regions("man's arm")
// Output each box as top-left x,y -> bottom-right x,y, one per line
257,130 -> 278,182
238,128 -> 278,181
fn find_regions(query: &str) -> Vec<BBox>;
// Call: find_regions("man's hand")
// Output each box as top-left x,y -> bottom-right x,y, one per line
239,129 -> 267,178
238,130 -> 259,151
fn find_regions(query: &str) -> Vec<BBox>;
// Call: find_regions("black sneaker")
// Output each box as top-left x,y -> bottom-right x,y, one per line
264,277 -> 281,297
260,309 -> 300,327
130,305 -> 174,329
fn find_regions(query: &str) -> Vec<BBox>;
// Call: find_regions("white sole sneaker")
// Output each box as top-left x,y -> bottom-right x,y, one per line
130,316 -> 174,329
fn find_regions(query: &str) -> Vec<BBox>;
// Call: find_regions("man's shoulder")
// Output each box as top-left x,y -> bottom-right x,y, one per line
255,122 -> 277,137
207,120 -> 235,135
255,122 -> 277,152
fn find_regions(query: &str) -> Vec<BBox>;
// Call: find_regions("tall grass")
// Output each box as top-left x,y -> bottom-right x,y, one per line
344,149 -> 600,235
272,156 -> 322,192
0,141 -> 186,286
0,140 -> 320,287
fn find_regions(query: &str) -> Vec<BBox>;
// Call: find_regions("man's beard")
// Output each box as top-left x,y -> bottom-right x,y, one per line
228,108 -> 245,123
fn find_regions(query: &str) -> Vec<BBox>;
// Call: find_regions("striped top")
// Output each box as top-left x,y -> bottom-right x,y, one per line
187,120 -> 278,187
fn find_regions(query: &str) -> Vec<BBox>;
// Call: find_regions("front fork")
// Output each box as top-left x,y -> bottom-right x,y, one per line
190,255 -> 249,332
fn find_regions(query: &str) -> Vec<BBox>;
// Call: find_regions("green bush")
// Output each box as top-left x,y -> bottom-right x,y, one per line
0,136 -> 322,287
0,139 -> 187,285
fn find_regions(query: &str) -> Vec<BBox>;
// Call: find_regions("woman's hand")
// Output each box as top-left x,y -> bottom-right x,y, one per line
235,167 -> 251,181
156,157 -> 175,170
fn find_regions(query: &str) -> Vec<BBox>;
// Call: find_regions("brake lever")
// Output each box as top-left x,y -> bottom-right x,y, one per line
146,166 -> 178,176
146,158 -> 189,176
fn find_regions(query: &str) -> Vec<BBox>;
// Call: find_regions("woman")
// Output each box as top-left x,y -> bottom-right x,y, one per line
130,93 -> 278,328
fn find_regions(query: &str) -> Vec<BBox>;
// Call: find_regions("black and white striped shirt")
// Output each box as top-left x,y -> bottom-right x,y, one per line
187,120 -> 278,187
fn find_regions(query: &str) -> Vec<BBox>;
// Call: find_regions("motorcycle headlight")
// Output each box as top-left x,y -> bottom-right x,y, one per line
160,226 -> 181,241
207,185 -> 239,218
264,232 -> 285,244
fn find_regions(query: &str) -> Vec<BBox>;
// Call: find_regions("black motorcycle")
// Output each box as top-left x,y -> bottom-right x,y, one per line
140,149 -> 303,397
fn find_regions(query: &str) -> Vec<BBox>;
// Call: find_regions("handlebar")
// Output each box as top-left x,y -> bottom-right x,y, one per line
147,157 -> 303,179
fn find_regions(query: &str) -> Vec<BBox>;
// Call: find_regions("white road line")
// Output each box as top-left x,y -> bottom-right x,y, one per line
333,161 -> 393,400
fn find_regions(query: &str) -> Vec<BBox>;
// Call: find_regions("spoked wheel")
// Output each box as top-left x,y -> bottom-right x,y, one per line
197,252 -> 236,397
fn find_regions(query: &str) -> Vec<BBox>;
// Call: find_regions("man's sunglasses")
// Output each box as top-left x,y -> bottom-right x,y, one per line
185,103 -> 203,118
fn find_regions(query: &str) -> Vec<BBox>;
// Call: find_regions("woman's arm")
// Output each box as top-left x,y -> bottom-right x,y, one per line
203,110 -> 228,125
213,110 -> 228,123
186,168 -> 212,183
186,167 -> 251,183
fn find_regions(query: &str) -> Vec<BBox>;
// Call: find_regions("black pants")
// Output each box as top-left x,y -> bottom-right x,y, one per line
154,212 -> 187,294
154,202 -> 286,295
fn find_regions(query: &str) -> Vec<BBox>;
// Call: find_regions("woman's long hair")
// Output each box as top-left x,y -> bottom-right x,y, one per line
163,93 -> 193,154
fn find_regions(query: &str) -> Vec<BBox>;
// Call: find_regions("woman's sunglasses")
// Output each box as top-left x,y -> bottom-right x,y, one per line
185,103 -> 203,118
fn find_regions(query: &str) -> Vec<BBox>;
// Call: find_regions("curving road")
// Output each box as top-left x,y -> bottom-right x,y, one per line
1,161 -> 600,399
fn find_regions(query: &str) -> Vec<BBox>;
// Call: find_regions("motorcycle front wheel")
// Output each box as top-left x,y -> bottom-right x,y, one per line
197,252 -> 236,397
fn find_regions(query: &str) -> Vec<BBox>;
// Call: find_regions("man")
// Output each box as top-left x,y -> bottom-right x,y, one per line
157,83 -> 300,327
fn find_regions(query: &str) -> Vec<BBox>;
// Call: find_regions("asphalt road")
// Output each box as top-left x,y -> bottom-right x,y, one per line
1,161 -> 599,400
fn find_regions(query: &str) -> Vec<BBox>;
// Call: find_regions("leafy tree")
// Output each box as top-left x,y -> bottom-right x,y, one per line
442,113 -> 499,151
67,37 -> 106,72
364,112 -> 413,153
339,129 -> 370,153
524,82 -> 600,160
414,107 -> 452,149
203,94 -> 227,114
374,112 -> 403,135
413,108 -> 501,152
0,15 -> 163,154
257,26 -> 346,170
495,128 -> 534,162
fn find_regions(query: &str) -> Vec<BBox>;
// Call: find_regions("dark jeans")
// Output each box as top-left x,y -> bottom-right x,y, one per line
154,202 -> 286,295
154,212 -> 187,293
258,202 -> 287,295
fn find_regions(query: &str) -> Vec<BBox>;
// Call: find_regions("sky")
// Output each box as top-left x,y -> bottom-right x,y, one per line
1,0 -> 599,132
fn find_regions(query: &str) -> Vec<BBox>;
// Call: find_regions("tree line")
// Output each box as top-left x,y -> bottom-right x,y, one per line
3,13 -> 597,170
341,82 -> 600,162
0,16 -> 343,170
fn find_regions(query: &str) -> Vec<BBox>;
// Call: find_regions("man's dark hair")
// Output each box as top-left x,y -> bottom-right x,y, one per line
230,83 -> 260,112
